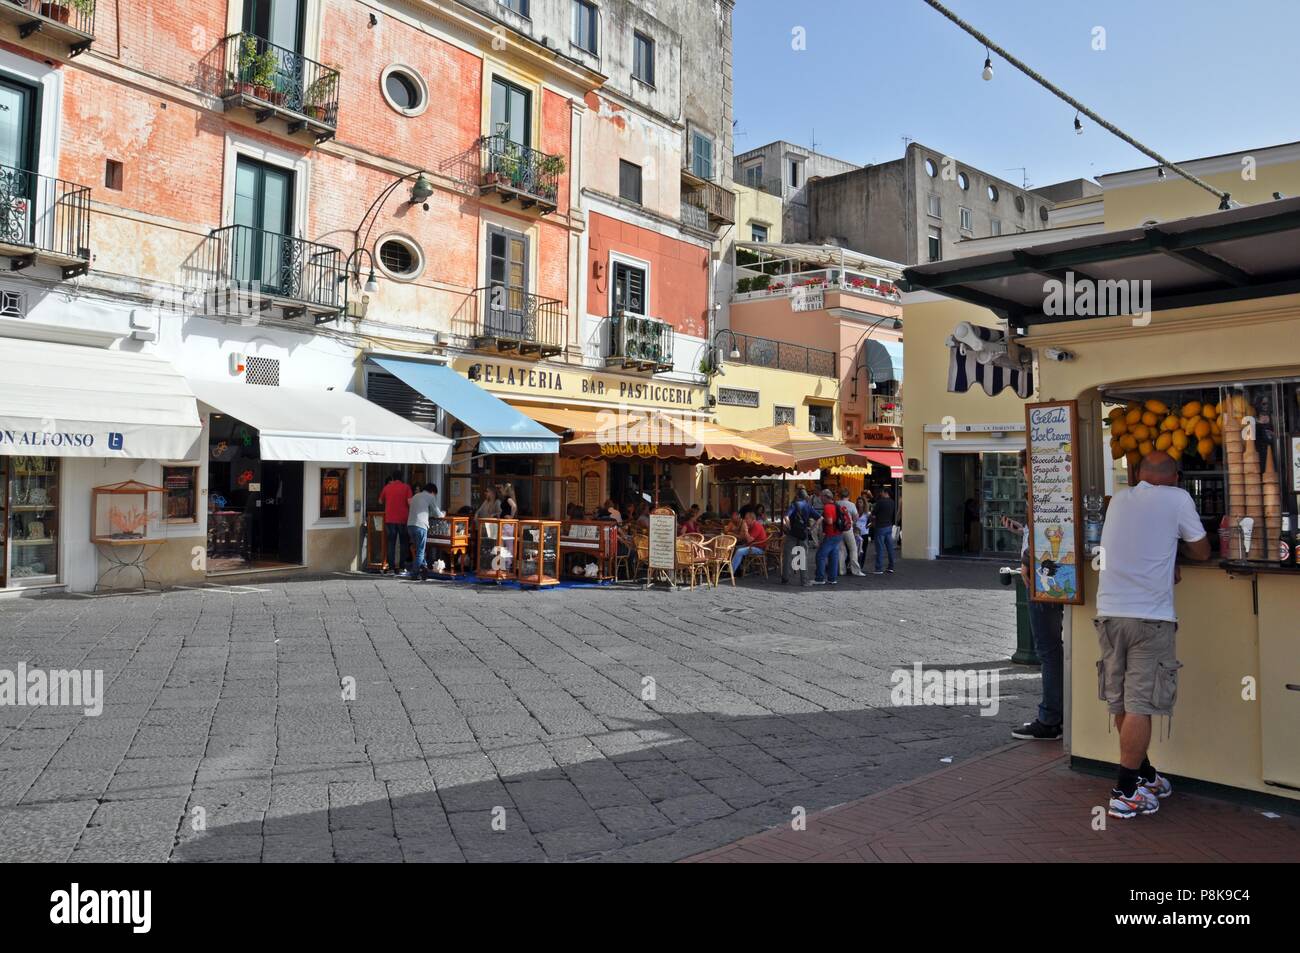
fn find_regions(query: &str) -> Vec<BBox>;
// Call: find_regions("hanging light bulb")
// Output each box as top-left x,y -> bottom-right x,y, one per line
1074,113 -> 1083,135
982,49 -> 993,81
1157,167 -> 1166,180
364,269 -> 379,294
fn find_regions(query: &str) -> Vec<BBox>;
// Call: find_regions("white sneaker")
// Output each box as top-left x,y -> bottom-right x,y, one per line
1142,773 -> 1172,799
1108,785 -> 1160,819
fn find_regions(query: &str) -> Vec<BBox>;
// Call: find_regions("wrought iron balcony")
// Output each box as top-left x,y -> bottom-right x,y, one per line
725,332 -> 836,378
0,164 -> 91,278
1,0 -> 95,55
871,395 -> 903,426
682,179 -> 735,227
199,224 -> 344,324
470,285 -> 565,357
479,135 -> 564,212
210,33 -> 340,142
608,312 -> 675,373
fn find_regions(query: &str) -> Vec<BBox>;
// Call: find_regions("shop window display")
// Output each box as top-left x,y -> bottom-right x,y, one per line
2,455 -> 59,586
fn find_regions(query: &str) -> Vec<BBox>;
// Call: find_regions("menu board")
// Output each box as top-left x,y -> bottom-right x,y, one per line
647,507 -> 677,572
1025,400 -> 1084,605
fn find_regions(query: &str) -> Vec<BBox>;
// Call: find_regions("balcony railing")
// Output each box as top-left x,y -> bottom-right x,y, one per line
479,135 -> 563,212
680,201 -> 709,231
0,164 -> 91,278
607,312 -> 675,373
725,332 -> 836,378
682,180 -> 735,227
871,395 -> 903,426
2,0 -> 96,54
212,33 -> 340,141
734,267 -> 901,303
199,224 -> 343,323
471,285 -> 565,357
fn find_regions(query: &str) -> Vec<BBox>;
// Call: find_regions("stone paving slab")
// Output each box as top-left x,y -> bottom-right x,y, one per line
0,558 -> 1037,862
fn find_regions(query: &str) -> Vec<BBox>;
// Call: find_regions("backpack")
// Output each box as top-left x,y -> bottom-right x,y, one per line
787,502 -> 809,541
834,502 -> 853,534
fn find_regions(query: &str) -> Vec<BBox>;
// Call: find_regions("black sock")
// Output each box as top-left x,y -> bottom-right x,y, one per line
1115,766 -> 1141,798
1139,759 -> 1157,783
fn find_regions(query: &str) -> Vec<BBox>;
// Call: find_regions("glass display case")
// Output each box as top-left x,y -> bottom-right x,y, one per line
517,519 -> 561,587
476,517 -> 518,581
429,515 -> 472,576
560,520 -> 619,581
1102,378 -> 1299,568
3,455 -> 59,587
92,480 -> 165,545
365,510 -> 386,570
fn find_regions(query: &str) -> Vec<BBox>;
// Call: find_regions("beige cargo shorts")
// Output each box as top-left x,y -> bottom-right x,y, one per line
1093,617 -> 1182,716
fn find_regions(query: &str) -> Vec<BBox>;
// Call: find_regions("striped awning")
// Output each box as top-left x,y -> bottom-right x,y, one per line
946,324 -> 1033,398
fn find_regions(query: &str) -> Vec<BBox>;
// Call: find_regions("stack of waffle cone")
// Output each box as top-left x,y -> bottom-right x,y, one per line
1263,445 -> 1282,557
1223,408 -> 1245,559
1242,438 -> 1265,558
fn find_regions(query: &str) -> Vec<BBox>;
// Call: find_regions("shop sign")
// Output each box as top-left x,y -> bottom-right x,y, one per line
647,508 -> 677,571
1024,400 -> 1084,605
455,358 -> 703,410
600,443 -> 660,458
817,454 -> 849,469
0,429 -> 121,451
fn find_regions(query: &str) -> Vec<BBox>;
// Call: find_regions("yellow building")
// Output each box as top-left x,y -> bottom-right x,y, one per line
733,182 -> 784,244
899,141 -> 1300,803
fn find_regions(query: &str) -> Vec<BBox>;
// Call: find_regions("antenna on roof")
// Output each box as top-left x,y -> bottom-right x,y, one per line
1005,167 -> 1030,189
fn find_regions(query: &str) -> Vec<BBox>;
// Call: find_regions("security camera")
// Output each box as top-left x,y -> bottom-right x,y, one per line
1043,347 -> 1074,362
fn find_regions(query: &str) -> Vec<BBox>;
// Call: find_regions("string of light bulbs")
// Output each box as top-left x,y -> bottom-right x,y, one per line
921,0 -> 1235,209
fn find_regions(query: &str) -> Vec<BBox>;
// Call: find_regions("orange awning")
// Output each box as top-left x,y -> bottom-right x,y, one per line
742,424 -> 872,472
519,405 -> 606,436
561,411 -> 796,470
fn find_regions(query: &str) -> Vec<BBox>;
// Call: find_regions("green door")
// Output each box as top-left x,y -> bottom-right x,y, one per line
0,76 -> 38,247
233,156 -> 295,296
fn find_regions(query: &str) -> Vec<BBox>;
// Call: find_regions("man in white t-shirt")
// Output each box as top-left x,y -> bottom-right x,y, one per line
1094,451 -> 1210,819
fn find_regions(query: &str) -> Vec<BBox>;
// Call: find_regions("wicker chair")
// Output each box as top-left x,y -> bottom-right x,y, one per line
763,529 -> 784,573
705,534 -> 737,587
674,537 -> 708,588
633,532 -> 650,581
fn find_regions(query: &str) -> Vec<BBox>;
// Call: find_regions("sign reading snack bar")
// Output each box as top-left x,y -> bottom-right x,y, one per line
1025,400 -> 1084,605
453,357 -> 704,411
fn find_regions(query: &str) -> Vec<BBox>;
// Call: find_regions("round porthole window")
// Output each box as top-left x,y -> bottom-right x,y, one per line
924,157 -> 938,178
376,235 -> 424,280
1014,195 -> 1026,213
380,65 -> 428,117
957,172 -> 970,191
1039,205 -> 1049,222
987,184 -> 999,203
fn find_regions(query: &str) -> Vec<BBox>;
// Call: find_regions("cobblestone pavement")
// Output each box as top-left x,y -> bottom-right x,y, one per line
0,559 -> 1037,862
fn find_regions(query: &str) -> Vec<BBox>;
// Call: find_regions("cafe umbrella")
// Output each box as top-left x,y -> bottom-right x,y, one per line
737,424 -> 874,474
559,411 -> 797,505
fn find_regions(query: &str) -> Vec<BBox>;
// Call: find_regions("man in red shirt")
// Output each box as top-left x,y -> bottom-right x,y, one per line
813,488 -> 842,585
731,511 -> 769,574
378,473 -> 413,574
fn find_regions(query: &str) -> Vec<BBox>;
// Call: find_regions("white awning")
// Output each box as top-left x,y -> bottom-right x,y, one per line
0,339 -> 201,459
189,379 -> 451,465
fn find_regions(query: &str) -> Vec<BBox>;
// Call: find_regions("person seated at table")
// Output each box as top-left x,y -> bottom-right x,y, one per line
678,505 -> 702,535
731,511 -> 769,574
723,510 -> 746,539
753,504 -> 768,524
738,502 -> 757,519
597,498 -> 622,522
635,503 -> 652,530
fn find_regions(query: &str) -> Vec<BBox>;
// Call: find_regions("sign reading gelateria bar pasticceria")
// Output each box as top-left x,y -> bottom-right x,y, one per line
453,357 -> 704,410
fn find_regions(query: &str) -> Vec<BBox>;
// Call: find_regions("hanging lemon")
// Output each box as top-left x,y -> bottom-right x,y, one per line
1112,419 -> 1129,437
1193,419 -> 1212,440
1197,437 -> 1215,459
1181,400 -> 1203,418
1125,408 -> 1143,425
1120,434 -> 1138,451
1155,432 -> 1173,451
1171,430 -> 1189,450
1144,399 -> 1169,415
1111,440 -> 1125,460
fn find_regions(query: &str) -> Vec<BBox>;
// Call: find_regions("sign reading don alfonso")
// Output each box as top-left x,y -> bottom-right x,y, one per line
1025,400 -> 1084,605
455,358 -> 703,410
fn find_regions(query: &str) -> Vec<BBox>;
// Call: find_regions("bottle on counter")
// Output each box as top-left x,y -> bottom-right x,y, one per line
1282,512 -> 1293,567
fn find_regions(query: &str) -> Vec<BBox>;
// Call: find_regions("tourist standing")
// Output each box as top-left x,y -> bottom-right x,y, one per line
813,489 -> 844,586
871,490 -> 897,574
837,488 -> 866,577
378,473 -> 413,575
406,483 -> 444,580
1094,451 -> 1210,818
782,488 -> 818,586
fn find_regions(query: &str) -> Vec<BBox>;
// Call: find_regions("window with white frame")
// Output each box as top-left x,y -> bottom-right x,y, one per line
750,223 -> 768,243
960,206 -> 973,231
499,0 -> 529,17
990,218 -> 1001,236
926,193 -> 941,218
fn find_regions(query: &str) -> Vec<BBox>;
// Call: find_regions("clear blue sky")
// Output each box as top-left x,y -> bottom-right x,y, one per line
733,0 -> 1300,188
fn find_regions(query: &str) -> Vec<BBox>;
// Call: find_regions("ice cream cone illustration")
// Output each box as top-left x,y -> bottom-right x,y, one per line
1045,525 -> 1064,560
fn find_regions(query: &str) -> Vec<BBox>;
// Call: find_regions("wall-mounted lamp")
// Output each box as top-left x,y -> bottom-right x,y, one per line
409,173 -> 434,204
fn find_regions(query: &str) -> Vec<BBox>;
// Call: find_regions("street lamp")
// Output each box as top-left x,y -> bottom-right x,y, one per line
706,328 -> 742,375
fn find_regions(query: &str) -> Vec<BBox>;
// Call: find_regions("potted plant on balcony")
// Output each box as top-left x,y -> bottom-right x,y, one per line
39,0 -> 72,23
536,153 -> 566,202
303,70 -> 338,122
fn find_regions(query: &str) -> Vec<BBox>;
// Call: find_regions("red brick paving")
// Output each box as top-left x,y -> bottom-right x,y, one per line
686,743 -> 1300,863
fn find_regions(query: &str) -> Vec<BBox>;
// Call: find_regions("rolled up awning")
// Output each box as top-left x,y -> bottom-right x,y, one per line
0,339 -> 200,459
189,379 -> 451,464
865,339 -> 904,383
368,357 -> 559,455
862,449 -> 904,478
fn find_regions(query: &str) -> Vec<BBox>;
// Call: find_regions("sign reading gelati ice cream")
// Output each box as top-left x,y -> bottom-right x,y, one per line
1024,400 -> 1084,606
454,358 -> 704,410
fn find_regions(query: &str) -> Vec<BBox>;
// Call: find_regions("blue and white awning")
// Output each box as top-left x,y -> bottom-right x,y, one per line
946,323 -> 1033,399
